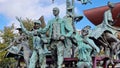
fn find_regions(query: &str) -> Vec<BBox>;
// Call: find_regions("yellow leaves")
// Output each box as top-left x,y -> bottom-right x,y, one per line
2,24 -> 15,44
22,18 -> 34,31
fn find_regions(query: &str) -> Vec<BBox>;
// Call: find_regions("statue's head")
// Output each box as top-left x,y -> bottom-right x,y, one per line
81,25 -> 91,36
33,20 -> 41,29
83,25 -> 91,30
107,1 -> 115,8
53,7 -> 60,16
16,28 -> 23,34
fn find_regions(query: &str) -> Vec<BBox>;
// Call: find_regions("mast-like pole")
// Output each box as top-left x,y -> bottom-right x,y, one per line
72,0 -> 74,15
72,0 -> 76,31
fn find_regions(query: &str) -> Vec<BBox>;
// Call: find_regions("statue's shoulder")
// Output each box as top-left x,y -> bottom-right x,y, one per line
48,18 -> 55,23
50,18 -> 55,21
104,9 -> 110,14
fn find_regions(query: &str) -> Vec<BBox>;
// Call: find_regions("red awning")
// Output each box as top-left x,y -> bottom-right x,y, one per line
84,3 -> 120,27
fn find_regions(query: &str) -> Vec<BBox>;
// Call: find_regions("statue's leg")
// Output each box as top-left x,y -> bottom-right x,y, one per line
23,51 -> 31,68
116,46 -> 120,59
118,53 -> 120,59
104,33 -> 118,48
104,47 -> 114,65
106,60 -> 112,68
41,56 -> 46,68
105,33 -> 119,43
77,62 -> 91,68
74,47 -> 78,57
50,42 -> 57,68
44,44 -> 51,53
112,42 -> 120,59
105,33 -> 119,61
29,50 -> 38,68
38,48 -> 46,68
57,41 -> 64,68
105,33 -> 120,64
105,48 -> 110,57
64,39 -> 72,58
24,55 -> 29,68
16,57 -> 21,68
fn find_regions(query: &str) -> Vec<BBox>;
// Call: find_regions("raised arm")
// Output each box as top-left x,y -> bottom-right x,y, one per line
87,39 -> 100,53
104,11 -> 120,31
16,17 -> 34,36
0,39 -> 15,52
38,20 -> 51,33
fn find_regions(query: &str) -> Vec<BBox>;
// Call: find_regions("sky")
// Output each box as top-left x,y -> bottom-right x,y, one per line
0,0 -> 120,31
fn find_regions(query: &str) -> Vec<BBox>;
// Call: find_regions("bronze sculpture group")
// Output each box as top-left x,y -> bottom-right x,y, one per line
1,0 -> 120,68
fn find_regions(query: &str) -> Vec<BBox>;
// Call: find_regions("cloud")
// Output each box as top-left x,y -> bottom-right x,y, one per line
0,0 -> 66,28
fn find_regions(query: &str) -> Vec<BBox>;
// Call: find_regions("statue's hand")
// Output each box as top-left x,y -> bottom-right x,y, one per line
16,16 -> 22,22
60,35 -> 65,40
83,39 -> 89,44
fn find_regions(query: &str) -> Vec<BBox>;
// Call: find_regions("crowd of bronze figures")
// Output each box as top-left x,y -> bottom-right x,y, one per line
1,0 -> 120,68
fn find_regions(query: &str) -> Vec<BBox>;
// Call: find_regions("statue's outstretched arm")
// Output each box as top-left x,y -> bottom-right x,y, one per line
0,42 -> 14,52
85,39 -> 100,53
16,17 -> 34,36
104,12 -> 120,31
64,20 -> 74,37
38,21 -> 51,34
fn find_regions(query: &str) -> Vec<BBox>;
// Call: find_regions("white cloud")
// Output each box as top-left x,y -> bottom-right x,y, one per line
0,0 -> 7,3
0,0 -> 66,27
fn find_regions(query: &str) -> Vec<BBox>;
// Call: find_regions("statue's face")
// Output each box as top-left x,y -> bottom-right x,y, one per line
81,26 -> 91,36
81,29 -> 89,36
107,2 -> 114,9
18,30 -> 22,35
53,8 -> 59,16
34,23 -> 41,29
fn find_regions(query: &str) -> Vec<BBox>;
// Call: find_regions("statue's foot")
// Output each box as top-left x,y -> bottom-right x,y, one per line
110,60 -> 114,65
58,66 -> 62,68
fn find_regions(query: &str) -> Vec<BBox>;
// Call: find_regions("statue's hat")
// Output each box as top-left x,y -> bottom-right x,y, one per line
16,28 -> 22,31
108,1 -> 115,8
74,15 -> 83,22
67,6 -> 73,10
33,20 -> 41,24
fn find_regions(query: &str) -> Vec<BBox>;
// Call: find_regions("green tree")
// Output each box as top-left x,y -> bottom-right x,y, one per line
0,24 -> 16,67
22,18 -> 34,31
0,18 -> 34,67
2,24 -> 15,44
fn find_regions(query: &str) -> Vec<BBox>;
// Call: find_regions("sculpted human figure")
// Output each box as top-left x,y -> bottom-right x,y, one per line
17,18 -> 46,68
41,7 -> 73,68
16,28 -> 32,68
63,0 -> 83,58
2,28 -> 31,68
73,26 -> 100,68
63,1 -> 74,58
90,1 -> 120,65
